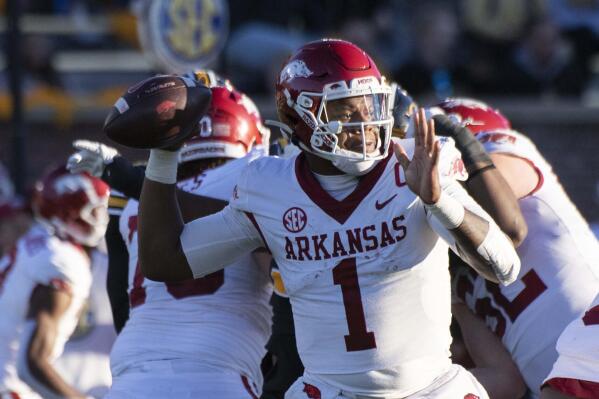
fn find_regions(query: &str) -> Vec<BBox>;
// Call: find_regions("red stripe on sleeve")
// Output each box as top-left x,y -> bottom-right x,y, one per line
522,158 -> 544,197
241,375 -> 259,399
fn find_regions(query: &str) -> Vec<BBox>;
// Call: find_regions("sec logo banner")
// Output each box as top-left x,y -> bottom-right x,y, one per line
138,0 -> 229,72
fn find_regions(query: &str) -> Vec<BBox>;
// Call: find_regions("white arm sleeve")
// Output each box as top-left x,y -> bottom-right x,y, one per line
427,179 -> 521,285
180,205 -> 263,279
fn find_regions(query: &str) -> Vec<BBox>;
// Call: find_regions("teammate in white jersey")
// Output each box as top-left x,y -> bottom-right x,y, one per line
138,39 -> 520,398
437,99 -> 599,398
0,168 -> 109,399
55,247 -> 116,398
69,81 -> 273,398
541,292 -> 599,399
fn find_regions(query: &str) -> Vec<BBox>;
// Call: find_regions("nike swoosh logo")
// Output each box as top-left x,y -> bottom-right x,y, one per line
375,194 -> 397,210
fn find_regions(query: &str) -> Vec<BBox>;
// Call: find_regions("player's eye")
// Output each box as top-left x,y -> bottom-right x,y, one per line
327,109 -> 353,122
340,112 -> 353,121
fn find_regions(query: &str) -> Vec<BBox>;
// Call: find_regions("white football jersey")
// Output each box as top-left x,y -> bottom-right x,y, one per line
182,137 -> 504,396
453,129 -> 599,397
545,292 -> 599,385
0,224 -> 92,396
110,151 -> 272,390
55,249 -> 115,398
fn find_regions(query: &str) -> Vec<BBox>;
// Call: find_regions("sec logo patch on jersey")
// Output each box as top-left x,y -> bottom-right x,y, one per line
138,0 -> 229,72
283,207 -> 307,233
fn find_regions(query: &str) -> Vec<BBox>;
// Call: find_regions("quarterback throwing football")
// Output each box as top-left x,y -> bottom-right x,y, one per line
138,40 -> 520,398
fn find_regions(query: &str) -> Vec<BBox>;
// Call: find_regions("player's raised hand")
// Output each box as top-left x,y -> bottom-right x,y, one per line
393,108 -> 441,204
66,140 -> 119,177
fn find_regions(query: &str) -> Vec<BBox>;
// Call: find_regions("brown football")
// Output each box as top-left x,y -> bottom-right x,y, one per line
103,75 -> 212,149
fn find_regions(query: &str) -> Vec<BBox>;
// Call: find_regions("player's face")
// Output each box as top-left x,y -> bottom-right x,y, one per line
325,95 -> 380,154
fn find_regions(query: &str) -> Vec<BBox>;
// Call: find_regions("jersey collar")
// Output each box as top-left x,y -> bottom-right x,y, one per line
295,151 -> 393,224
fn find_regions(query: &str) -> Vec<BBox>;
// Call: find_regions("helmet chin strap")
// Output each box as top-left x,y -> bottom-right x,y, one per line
332,157 -> 378,176
330,132 -> 384,175
265,118 -> 386,177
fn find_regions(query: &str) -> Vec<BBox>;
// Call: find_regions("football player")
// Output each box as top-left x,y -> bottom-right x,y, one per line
68,82 -> 273,398
262,85 -> 528,399
138,39 -> 520,398
0,168 -> 109,399
439,98 -> 599,398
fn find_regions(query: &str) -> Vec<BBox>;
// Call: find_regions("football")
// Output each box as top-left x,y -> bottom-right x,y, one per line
103,75 -> 212,149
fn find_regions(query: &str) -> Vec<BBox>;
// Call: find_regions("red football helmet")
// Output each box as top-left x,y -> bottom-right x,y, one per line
179,85 -> 270,163
274,39 -> 393,171
31,167 -> 109,247
436,98 -> 511,135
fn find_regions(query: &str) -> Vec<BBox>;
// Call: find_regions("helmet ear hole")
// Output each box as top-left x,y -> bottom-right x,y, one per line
277,108 -> 300,132
273,108 -> 303,148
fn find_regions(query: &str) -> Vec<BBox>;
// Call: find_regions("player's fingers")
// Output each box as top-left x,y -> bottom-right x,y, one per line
431,140 -> 441,166
427,117 -> 435,155
70,157 -> 100,175
72,140 -> 99,152
419,108 -> 428,148
413,108 -> 421,148
394,142 -> 410,171
66,153 -> 82,170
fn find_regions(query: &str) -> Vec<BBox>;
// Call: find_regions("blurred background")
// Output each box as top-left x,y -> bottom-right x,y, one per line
1,0 -> 599,225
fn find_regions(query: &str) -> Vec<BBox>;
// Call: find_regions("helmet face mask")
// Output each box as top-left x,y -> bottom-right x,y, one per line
274,39 -> 394,170
305,83 -> 393,163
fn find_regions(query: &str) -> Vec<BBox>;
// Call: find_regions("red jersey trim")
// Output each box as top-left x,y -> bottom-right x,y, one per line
241,375 -> 259,399
522,158 -> 544,197
544,377 -> 599,399
294,152 -> 394,224
244,212 -> 271,253
0,392 -> 23,399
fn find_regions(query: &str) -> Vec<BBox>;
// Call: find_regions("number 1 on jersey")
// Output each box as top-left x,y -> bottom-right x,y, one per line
333,258 -> 377,351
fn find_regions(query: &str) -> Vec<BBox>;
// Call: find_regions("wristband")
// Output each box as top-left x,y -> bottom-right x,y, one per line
424,191 -> 465,230
433,114 -> 492,168
145,149 -> 178,184
466,164 -> 496,180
